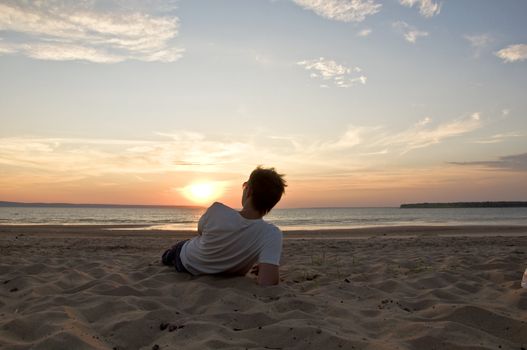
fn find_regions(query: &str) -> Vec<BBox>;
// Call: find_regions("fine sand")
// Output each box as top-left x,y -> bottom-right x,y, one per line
0,225 -> 526,350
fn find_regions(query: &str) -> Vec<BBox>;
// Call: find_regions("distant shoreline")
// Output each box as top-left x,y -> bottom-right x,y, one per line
400,201 -> 527,208
0,201 -> 203,209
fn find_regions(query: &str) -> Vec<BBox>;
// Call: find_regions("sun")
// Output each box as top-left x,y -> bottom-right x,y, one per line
182,182 -> 223,204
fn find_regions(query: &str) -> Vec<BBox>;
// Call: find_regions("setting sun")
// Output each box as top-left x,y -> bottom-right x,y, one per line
181,182 -> 224,204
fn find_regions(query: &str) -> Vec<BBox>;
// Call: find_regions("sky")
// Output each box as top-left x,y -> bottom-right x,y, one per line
0,0 -> 526,208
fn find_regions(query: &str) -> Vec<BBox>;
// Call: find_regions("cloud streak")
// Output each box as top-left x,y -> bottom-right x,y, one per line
450,153 -> 527,172
378,113 -> 481,153
314,113 -> 482,155
357,28 -> 372,37
0,0 -> 183,63
297,57 -> 367,88
472,132 -> 523,144
464,34 -> 492,58
392,21 -> 428,43
292,0 -> 381,22
0,134 -> 251,177
0,113 -> 485,184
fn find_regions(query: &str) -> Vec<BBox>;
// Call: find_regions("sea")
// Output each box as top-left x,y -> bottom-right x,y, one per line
1,206 -> 527,231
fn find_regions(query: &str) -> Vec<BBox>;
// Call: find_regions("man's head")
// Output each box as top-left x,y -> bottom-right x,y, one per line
242,166 -> 287,216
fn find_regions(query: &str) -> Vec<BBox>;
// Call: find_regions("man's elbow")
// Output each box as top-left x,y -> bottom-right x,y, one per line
256,263 -> 280,286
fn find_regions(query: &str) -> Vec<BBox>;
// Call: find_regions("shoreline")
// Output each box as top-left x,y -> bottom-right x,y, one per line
1,224 -> 527,239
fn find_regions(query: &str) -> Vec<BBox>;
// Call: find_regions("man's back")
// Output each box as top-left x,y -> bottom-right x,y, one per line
180,202 -> 282,276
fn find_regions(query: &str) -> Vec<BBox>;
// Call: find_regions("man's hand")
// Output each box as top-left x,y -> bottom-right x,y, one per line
256,263 -> 279,286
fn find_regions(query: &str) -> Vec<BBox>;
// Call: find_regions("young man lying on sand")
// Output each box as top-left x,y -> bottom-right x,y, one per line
162,166 -> 287,286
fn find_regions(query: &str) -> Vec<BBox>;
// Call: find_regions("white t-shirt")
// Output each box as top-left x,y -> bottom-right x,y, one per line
180,202 -> 283,275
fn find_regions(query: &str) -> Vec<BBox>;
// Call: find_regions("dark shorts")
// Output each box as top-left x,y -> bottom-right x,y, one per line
161,240 -> 190,274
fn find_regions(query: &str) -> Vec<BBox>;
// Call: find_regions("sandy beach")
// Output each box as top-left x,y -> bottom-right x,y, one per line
1,225 -> 526,350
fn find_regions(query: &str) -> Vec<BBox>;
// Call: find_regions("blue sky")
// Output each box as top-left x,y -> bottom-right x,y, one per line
0,0 -> 526,207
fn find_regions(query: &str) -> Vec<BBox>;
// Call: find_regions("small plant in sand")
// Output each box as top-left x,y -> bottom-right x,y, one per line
352,255 -> 359,266
409,258 -> 433,274
335,255 -> 342,280
385,263 -> 400,277
310,249 -> 327,266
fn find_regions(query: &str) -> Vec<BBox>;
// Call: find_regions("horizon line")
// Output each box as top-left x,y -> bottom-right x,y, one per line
3,200 -> 525,210
0,200 -> 403,209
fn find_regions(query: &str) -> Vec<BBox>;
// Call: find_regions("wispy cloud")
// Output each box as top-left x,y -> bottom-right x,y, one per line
399,0 -> 441,18
0,134 -> 252,177
0,0 -> 183,63
416,117 -> 432,126
318,126 -> 375,151
450,153 -> 527,172
297,57 -> 367,88
465,34 -> 492,49
392,21 -> 428,43
495,44 -> 527,63
472,132 -> 523,144
0,113 -> 484,184
358,113 -> 482,154
357,28 -> 372,37
464,34 -> 492,58
3,43 -> 126,63
0,38 -> 16,54
269,113 -> 483,159
292,0 -> 381,22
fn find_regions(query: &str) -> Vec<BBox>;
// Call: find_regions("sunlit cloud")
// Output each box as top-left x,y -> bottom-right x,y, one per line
399,0 -> 441,18
318,126 -> 374,151
392,21 -> 428,43
464,34 -> 492,58
495,44 -> 527,63
257,113 -> 484,167
326,113 -> 482,155
416,117 -> 432,126
0,113 -> 482,176
297,57 -> 367,88
0,134 -> 251,177
0,113 -> 484,185
357,28 -> 372,37
0,0 -> 183,63
291,0 -> 381,22
450,153 -> 527,172
6,43 -> 124,63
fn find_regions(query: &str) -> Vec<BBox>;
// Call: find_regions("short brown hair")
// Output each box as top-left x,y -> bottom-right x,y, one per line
247,166 -> 287,215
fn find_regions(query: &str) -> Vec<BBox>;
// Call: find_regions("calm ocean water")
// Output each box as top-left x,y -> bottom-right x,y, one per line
1,206 -> 527,230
